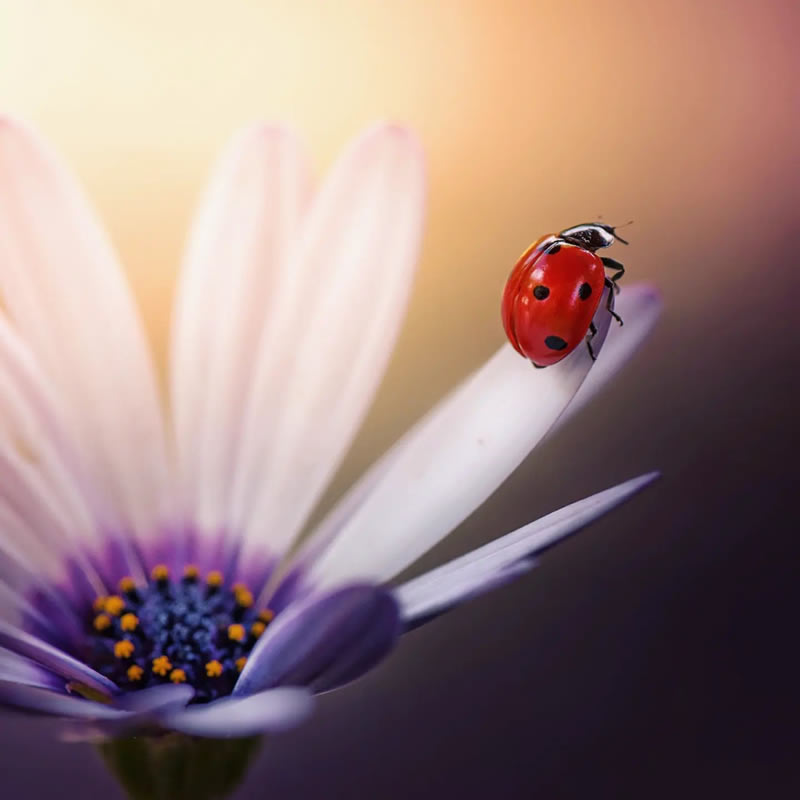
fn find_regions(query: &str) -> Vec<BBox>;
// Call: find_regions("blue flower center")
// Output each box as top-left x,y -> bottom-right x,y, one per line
87,565 -> 273,703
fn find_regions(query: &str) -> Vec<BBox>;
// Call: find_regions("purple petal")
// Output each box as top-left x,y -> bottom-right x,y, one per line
158,687 -> 314,738
233,584 -> 400,697
0,648 -> 64,690
0,681 -> 129,719
395,472 -> 659,628
113,683 -> 195,713
0,619 -> 118,695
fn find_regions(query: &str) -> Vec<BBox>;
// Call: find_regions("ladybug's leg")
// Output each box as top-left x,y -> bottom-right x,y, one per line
603,279 -> 624,326
586,321 -> 598,361
601,257 -> 625,293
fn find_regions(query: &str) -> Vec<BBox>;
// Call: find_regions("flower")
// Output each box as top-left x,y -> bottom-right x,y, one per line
0,117 -> 661,746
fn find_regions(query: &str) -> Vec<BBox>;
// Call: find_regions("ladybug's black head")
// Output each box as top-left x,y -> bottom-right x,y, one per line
559,222 -> 629,252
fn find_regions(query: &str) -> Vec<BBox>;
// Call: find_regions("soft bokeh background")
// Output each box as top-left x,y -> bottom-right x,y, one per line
0,0 -> 798,797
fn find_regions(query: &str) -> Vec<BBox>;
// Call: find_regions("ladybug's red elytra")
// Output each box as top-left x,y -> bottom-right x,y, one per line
501,222 -> 627,368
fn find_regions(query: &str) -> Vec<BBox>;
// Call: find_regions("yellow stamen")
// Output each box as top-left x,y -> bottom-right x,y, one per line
118,576 -> 136,593
114,640 -> 135,659
227,623 -> 246,643
258,609 -> 275,624
127,665 -> 144,682
205,660 -> 223,677
183,564 -> 199,580
170,668 -> 187,684
206,570 -> 223,587
93,613 -> 111,632
151,564 -> 169,581
250,621 -> 266,638
152,655 -> 172,676
231,582 -> 246,593
235,588 -> 254,608
235,656 -> 247,672
104,596 -> 125,616
120,613 -> 139,632
93,595 -> 108,613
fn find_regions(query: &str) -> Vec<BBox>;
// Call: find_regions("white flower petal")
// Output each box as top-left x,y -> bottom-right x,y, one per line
306,298 -> 613,588
231,124 -> 426,566
170,125 -> 312,536
0,117 -> 171,540
556,284 -> 661,428
0,318 -> 110,547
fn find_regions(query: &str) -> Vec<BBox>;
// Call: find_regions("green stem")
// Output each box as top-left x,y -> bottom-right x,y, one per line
98,734 -> 263,800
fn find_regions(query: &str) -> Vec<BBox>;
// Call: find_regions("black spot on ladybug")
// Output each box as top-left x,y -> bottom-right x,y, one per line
547,244 -> 561,254
533,285 -> 550,300
544,335 -> 567,351
578,282 -> 592,300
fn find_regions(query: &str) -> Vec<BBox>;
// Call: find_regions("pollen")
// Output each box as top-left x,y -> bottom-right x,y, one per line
151,564 -> 169,581
120,613 -> 139,632
235,587 -> 254,608
205,660 -> 223,677
206,570 -> 223,587
227,623 -> 246,642
235,656 -> 247,672
251,621 -> 266,638
152,655 -> 172,676
118,576 -> 136,593
183,564 -> 199,580
93,613 -> 111,631
93,595 -> 108,612
104,595 -> 125,616
258,609 -> 275,624
127,665 -> 144,682
114,640 -> 135,659
170,669 -> 187,684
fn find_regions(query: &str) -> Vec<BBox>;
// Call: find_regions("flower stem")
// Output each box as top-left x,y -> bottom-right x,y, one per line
98,734 -> 263,800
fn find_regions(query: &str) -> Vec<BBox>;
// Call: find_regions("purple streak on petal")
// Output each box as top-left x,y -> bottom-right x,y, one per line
237,554 -> 276,602
233,584 -> 399,697
0,681 -> 129,719
0,619 -> 118,695
158,687 -> 314,738
61,557 -> 99,611
396,472 -> 660,629
25,589 -> 84,653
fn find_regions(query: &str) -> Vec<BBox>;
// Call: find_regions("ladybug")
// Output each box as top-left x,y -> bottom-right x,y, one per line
501,222 -> 627,367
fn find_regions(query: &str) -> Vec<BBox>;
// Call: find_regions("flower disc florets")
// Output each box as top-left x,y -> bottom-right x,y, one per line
86,565 -> 274,703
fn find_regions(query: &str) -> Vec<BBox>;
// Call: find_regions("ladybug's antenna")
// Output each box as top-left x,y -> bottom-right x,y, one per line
609,220 -> 634,245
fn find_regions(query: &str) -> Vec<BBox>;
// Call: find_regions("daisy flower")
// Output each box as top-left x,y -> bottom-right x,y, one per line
0,117 -> 660,768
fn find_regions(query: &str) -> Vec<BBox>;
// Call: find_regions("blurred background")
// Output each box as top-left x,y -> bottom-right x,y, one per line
0,0 -> 797,796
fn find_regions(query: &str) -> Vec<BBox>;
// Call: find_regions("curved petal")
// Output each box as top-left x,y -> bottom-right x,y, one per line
556,284 -> 662,428
305,300 -> 613,588
158,687 -> 313,738
234,585 -> 399,696
113,683 -> 195,714
230,124 -> 426,569
395,472 -> 659,628
0,619 -> 117,695
0,117 -> 172,541
0,318 -> 109,551
0,647 -> 64,690
0,681 -> 128,719
170,125 -> 312,537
